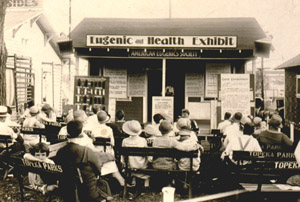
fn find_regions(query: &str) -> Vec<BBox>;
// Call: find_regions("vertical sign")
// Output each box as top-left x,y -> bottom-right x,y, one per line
103,68 -> 127,98
185,73 -> 204,97
205,63 -> 231,98
152,96 -> 174,123
128,72 -> 146,97
220,74 -> 251,118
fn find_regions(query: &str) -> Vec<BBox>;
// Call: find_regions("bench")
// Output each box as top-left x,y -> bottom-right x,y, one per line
231,150 -> 300,193
93,137 -> 111,152
118,147 -> 199,199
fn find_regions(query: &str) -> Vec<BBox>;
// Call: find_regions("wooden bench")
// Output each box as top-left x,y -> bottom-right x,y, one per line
21,127 -> 45,142
93,137 -> 111,152
231,150 -> 300,193
118,147 -> 199,199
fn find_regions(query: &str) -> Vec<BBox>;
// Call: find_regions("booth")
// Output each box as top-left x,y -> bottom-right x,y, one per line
69,18 -> 267,128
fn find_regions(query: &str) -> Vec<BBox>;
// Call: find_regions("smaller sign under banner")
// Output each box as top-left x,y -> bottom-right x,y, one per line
152,96 -> 174,123
129,50 -> 199,58
103,68 -> 127,99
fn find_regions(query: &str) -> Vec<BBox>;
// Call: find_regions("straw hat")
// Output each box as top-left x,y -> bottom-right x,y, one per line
122,120 -> 142,136
0,106 -> 8,117
176,118 -> 191,130
97,110 -> 110,123
144,124 -> 162,137
29,106 -> 39,115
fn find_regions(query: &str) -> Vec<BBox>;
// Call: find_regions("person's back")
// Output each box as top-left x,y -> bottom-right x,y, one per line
56,120 -> 114,202
258,114 -> 293,151
218,112 -> 232,134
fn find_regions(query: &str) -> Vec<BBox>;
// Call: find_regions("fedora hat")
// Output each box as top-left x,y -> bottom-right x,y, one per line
97,110 -> 110,123
41,103 -> 52,112
0,106 -> 8,117
122,120 -> 142,136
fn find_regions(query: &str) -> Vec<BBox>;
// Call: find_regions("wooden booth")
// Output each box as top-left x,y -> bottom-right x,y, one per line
69,18 -> 267,129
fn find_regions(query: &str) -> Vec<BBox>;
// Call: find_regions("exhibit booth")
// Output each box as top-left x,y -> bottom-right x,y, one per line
69,18 -> 267,129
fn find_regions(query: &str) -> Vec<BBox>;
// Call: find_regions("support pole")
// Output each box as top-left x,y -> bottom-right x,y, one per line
162,59 -> 166,97
261,57 -> 264,110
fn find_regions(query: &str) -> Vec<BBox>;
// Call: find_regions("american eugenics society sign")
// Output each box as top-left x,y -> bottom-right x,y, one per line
87,35 -> 237,48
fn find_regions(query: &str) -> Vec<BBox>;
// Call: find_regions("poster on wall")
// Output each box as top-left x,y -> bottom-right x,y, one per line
152,96 -> 174,123
220,74 -> 251,118
103,67 -> 127,98
128,72 -> 146,97
205,63 -> 231,98
185,73 -> 204,97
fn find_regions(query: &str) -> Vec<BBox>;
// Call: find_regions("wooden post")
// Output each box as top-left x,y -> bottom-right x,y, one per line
290,122 -> 294,142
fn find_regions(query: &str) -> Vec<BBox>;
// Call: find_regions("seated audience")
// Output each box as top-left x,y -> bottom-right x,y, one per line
152,120 -> 199,170
121,120 -> 150,193
55,120 -> 114,201
23,143 -> 58,195
143,124 -> 161,146
38,103 -> 56,123
223,112 -> 243,139
176,118 -> 198,142
221,122 -> 262,164
0,106 -> 18,148
257,114 -> 293,151
22,106 -> 46,151
217,112 -> 231,134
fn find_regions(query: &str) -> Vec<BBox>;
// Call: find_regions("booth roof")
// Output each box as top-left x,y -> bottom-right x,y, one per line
276,54 -> 300,69
70,17 -> 266,50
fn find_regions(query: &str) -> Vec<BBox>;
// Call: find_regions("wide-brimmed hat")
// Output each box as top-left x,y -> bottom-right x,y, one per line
0,106 -> 8,117
268,114 -> 283,128
241,116 -> 252,125
159,120 -> 173,135
144,124 -> 162,137
97,110 -> 110,123
29,106 -> 39,115
41,104 -> 52,112
122,120 -> 142,136
176,118 -> 191,130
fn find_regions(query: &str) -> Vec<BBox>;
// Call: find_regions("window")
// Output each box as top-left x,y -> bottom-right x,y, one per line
297,75 -> 300,98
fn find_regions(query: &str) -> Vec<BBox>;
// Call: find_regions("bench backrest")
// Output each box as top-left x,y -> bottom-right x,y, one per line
119,147 -> 198,158
0,135 -> 13,152
232,150 -> 300,170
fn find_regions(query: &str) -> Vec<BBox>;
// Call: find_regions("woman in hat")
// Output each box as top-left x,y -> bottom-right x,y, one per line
143,123 -> 161,146
121,120 -> 150,193
38,103 -> 56,123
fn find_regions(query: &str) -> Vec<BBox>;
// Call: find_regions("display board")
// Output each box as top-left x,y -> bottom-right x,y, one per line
103,67 -> 127,98
220,74 -> 251,118
73,76 -> 109,112
152,96 -> 174,123
185,73 -> 204,97
128,72 -> 146,97
205,63 -> 231,98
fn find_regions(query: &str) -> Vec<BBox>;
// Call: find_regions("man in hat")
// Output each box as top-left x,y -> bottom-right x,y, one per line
55,120 -> 114,202
257,114 -> 293,151
176,118 -> 198,142
0,106 -> 18,148
38,103 -> 56,122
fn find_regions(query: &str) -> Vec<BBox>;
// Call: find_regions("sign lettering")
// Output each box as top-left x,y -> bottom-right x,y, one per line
22,159 -> 63,173
87,35 -> 237,48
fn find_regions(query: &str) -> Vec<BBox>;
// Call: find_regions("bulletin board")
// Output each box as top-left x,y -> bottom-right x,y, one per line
73,76 -> 109,112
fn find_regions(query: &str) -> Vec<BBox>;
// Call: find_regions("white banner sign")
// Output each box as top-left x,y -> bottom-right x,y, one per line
87,35 -> 237,48
220,74 -> 251,117
205,63 -> 231,98
185,73 -> 204,97
152,96 -> 174,123
103,68 -> 127,98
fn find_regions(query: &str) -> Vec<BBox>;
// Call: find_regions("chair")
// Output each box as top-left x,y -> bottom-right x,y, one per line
210,129 -> 223,152
0,135 -> 14,180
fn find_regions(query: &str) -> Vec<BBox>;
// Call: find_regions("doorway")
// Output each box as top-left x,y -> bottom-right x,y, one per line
147,69 -> 162,122
166,60 -> 185,121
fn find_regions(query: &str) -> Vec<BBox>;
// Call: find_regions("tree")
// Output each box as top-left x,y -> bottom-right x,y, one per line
0,0 -> 8,105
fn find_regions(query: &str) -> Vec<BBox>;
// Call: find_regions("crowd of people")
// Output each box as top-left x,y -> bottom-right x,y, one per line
0,101 -> 299,201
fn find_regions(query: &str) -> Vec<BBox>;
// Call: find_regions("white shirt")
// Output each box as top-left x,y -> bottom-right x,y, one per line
221,134 -> 262,163
0,122 -> 18,148
218,120 -> 231,134
223,122 -> 241,138
91,123 -> 115,146
85,114 -> 98,130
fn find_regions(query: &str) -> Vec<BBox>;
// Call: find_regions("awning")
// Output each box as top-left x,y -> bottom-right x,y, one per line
71,17 -> 266,50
